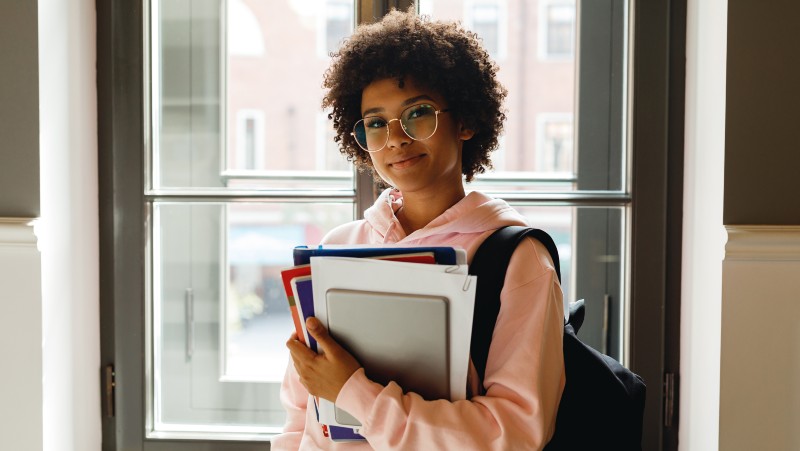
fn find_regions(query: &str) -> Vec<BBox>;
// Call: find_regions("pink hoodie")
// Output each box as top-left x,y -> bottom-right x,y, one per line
272,189 -> 565,450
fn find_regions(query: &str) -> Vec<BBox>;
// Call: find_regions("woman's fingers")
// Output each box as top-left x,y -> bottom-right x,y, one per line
305,317 -> 338,355
285,317 -> 362,401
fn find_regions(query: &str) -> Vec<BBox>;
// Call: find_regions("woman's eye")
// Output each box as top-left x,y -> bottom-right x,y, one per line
406,104 -> 434,120
364,118 -> 387,129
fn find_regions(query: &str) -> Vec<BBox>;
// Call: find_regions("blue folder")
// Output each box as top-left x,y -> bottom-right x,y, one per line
292,245 -> 458,266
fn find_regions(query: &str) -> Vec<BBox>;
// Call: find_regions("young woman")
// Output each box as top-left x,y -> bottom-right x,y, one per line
274,9 -> 565,450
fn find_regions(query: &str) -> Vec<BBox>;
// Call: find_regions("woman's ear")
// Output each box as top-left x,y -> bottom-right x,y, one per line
458,124 -> 475,141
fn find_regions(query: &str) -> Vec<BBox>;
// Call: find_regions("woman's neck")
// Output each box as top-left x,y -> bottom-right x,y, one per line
395,185 -> 466,235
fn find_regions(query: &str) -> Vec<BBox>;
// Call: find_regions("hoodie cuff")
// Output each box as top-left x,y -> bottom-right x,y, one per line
336,367 -> 383,428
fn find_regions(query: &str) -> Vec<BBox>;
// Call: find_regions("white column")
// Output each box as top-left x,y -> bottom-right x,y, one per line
38,0 -> 100,449
680,0 -> 727,449
0,219 -> 42,451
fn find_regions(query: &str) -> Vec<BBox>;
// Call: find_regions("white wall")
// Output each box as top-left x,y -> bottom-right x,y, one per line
38,0 -> 101,450
0,220 -> 42,451
680,0 -> 727,449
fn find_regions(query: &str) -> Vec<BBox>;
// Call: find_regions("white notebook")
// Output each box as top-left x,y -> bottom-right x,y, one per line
310,256 -> 476,429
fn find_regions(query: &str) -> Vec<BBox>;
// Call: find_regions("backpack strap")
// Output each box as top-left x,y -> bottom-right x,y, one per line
468,226 -> 561,385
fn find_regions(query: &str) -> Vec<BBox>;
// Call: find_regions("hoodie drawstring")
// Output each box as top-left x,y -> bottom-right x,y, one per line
382,220 -> 397,243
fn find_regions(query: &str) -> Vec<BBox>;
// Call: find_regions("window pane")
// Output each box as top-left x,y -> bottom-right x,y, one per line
149,0 -> 359,439
151,201 -> 352,432
420,0 -> 626,193
223,202 -> 351,381
426,0 -> 629,361
154,0 -> 355,190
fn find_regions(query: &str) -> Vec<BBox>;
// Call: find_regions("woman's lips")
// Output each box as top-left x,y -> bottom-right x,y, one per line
389,154 -> 425,169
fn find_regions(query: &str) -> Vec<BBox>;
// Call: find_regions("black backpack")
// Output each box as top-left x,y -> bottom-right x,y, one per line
469,226 -> 647,451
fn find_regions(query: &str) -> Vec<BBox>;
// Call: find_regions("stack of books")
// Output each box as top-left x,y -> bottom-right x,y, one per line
280,245 -> 477,442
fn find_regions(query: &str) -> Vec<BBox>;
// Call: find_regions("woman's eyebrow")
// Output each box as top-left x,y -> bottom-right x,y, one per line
401,95 -> 435,106
362,95 -> 437,116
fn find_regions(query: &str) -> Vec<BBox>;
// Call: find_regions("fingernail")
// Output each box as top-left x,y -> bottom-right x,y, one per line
307,317 -> 318,330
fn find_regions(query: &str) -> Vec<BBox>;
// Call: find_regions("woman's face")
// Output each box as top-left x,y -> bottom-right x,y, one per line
359,77 -> 473,195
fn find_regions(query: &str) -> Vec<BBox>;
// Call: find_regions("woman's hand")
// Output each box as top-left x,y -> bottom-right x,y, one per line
287,316 -> 362,402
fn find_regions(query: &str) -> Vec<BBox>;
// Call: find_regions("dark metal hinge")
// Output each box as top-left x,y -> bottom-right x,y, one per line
103,364 -> 116,418
663,372 -> 676,427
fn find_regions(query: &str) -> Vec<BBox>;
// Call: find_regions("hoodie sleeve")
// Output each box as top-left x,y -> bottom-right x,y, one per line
335,237 -> 566,450
270,364 -> 307,451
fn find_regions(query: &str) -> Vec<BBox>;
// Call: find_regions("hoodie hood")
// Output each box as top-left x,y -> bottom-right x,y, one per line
362,188 -> 529,245
321,188 -> 533,262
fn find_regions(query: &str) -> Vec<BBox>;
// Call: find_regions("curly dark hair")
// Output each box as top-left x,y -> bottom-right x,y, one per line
322,8 -> 507,182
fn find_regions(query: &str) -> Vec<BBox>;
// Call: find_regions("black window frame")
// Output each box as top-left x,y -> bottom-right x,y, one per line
98,0 -> 685,449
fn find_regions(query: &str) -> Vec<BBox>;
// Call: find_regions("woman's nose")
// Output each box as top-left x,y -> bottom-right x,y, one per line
386,119 -> 412,149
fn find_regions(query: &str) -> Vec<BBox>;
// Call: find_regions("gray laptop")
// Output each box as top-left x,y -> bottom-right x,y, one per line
325,288 -> 450,427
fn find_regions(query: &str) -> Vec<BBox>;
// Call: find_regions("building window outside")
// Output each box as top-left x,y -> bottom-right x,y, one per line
491,135 -> 507,171
234,110 -> 265,170
536,113 -> 574,174
539,0 -> 575,60
319,0 -> 353,57
464,0 -> 507,60
316,112 -> 351,171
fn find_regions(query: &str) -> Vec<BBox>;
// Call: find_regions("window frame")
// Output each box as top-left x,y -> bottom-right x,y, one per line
98,0 -> 683,449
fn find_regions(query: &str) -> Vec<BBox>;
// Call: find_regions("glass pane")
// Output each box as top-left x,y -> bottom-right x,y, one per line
151,201 -> 352,432
513,204 -> 625,360
421,0 -> 626,192
224,202 -> 350,381
154,0 -> 355,191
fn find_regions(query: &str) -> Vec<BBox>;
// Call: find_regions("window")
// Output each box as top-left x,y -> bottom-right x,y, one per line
233,110 -> 265,170
145,0 -> 356,439
319,0 -> 353,57
423,0 -> 622,371
464,0 -> 507,60
492,136 -> 508,171
101,1 -> 678,449
536,113 -> 574,174
539,0 -> 575,60
316,112 -> 351,171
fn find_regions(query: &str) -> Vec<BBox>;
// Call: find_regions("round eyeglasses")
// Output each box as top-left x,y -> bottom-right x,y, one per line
351,103 -> 451,153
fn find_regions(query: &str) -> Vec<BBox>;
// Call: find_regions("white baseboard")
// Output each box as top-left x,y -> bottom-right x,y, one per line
725,225 -> 800,261
0,218 -> 39,246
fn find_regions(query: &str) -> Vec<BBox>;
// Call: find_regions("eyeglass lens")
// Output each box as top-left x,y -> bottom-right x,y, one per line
353,104 -> 439,152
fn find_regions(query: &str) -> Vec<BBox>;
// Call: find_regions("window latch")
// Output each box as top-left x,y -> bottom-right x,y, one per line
103,364 -> 115,418
664,372 -> 676,427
